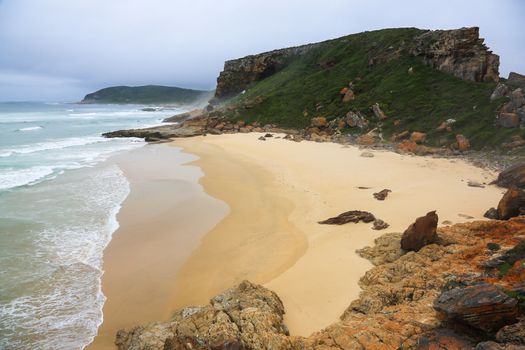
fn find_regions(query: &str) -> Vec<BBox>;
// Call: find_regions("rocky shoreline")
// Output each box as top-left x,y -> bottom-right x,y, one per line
114,214 -> 525,349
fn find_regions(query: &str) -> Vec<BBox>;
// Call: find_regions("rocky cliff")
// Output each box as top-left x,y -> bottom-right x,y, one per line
215,27 -> 499,101
114,216 -> 525,350
215,43 -> 320,99
409,27 -> 500,83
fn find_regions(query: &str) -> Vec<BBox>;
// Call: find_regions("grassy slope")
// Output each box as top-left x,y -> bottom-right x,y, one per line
224,28 -> 520,150
82,85 -> 212,104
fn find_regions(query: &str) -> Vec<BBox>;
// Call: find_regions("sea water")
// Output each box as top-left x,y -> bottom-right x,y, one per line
0,102 -> 187,349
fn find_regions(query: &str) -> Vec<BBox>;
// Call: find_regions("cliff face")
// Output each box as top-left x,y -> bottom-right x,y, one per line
214,27 -> 499,100
409,27 -> 500,83
214,43 -> 320,99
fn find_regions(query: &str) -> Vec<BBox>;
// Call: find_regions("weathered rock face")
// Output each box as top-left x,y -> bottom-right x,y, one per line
434,284 -> 519,332
401,211 -> 438,251
215,43 -> 319,99
410,27 -> 500,83
115,280 -> 294,350
497,187 -> 525,220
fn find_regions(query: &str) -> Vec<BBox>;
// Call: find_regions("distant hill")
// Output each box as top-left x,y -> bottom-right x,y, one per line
81,85 -> 213,105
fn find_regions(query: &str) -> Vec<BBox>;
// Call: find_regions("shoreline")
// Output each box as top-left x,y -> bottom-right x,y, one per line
91,132 -> 505,348
87,144 -> 228,349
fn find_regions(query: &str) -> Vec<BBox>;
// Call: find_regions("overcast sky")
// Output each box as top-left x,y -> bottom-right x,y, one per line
0,0 -> 523,102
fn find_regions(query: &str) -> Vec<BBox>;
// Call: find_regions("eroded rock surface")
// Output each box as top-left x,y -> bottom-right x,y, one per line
401,211 -> 438,251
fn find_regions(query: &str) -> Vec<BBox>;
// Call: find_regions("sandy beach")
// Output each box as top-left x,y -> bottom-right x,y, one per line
90,133 -> 505,348
88,145 -> 228,349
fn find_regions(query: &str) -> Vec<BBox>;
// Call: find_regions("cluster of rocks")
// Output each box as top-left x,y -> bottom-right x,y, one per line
494,76 -> 525,129
114,213 -> 525,349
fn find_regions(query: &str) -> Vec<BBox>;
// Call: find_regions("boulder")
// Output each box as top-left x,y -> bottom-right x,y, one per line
416,329 -> 476,350
311,117 -> 327,127
434,284 -> 518,332
401,211 -> 438,251
345,111 -> 367,129
371,103 -> 388,120
484,208 -> 499,220
497,187 -> 525,220
493,164 -> 525,189
411,131 -> 427,144
372,219 -> 389,230
456,134 -> 470,151
392,130 -> 410,141
491,83 -> 510,101
496,320 -> 525,345
318,210 -> 375,225
342,89 -> 355,102
498,113 -> 520,128
373,189 -> 392,200
397,140 -> 418,153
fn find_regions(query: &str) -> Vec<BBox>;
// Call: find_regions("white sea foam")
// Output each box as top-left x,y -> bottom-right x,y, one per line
0,166 -> 56,190
17,126 -> 43,131
0,165 -> 130,350
0,136 -> 111,158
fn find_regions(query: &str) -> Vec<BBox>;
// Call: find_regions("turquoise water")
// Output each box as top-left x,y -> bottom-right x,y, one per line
0,102 -> 187,349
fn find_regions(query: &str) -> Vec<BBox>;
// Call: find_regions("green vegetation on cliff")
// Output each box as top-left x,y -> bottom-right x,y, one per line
219,28 -> 519,150
81,85 -> 213,105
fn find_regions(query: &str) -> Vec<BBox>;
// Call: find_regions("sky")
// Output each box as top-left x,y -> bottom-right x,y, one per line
0,0 -> 523,102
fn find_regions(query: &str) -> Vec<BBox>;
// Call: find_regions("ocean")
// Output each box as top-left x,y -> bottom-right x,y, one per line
0,102 -> 187,349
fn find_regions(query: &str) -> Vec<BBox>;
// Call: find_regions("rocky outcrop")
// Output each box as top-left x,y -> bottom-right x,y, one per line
318,210 -> 375,225
401,211 -> 438,251
497,88 -> 525,128
115,217 -> 525,349
215,43 -> 320,99
434,284 -> 518,332
410,27 -> 500,83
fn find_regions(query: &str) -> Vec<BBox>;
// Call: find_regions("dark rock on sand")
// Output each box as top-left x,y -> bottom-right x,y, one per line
372,219 -> 389,230
373,189 -> 391,200
484,207 -> 499,220
318,210 -> 375,225
401,211 -> 438,251
497,187 -> 525,220
493,164 -> 525,189
434,283 -> 518,333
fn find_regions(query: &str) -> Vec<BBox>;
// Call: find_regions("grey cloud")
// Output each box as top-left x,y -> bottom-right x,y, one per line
0,0 -> 523,101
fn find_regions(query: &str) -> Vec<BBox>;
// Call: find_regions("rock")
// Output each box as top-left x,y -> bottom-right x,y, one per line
258,136 -> 266,141
397,140 -> 418,153
497,187 -> 525,220
434,283 -> 518,332
416,329 -> 476,350
345,111 -> 367,129
318,210 -> 375,225
411,131 -> 427,144
410,27 -> 499,83
372,103 -> 388,120
475,341 -> 525,350
484,208 -> 499,220
311,117 -> 327,127
357,134 -> 376,145
342,89 -> 355,102
372,219 -> 389,230
493,164 -> 525,189
496,320 -> 525,345
392,130 -> 410,141
115,281 -> 294,350
442,220 -> 453,225
401,211 -> 438,251
408,67 -> 414,75
373,189 -> 391,200
360,151 -> 374,158
468,180 -> 485,188
502,135 -> 525,149
456,134 -> 470,151
508,72 -> 525,85
498,113 -> 521,128
264,133 -> 273,137
491,83 -> 510,101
